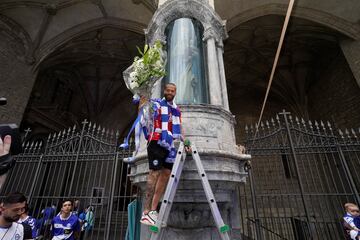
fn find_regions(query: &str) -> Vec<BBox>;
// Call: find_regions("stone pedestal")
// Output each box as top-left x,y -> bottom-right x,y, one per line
129,105 -> 247,239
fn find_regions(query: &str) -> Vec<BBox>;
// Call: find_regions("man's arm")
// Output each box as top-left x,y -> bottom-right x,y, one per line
73,219 -> 81,239
49,218 -> 55,238
344,216 -> 360,230
74,230 -> 80,239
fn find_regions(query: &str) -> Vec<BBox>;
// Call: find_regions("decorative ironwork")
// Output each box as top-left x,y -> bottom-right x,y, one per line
241,110 -> 360,240
3,111 -> 360,239
1,120 -> 136,240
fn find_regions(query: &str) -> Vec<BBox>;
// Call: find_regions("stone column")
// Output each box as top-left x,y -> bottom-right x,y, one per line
217,40 -> 230,111
204,29 -> 222,106
139,1 -> 245,239
340,39 -> 360,89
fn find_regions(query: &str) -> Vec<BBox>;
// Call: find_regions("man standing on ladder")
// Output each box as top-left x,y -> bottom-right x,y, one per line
140,83 -> 188,226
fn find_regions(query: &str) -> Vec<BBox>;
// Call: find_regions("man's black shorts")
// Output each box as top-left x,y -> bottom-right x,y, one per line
147,140 -> 172,170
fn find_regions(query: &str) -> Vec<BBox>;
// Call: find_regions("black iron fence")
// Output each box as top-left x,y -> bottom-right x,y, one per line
240,110 -> 360,240
2,111 -> 360,240
1,120 -> 137,240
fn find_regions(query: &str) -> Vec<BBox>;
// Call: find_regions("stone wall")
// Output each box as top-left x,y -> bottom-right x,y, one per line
341,39 -> 360,88
0,18 -> 36,125
308,52 -> 360,129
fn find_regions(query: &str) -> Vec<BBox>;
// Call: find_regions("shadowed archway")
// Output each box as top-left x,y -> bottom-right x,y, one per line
22,26 -> 145,140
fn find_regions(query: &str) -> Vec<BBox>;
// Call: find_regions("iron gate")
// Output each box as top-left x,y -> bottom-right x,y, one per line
1,120 -> 136,240
2,111 -> 360,240
240,110 -> 360,240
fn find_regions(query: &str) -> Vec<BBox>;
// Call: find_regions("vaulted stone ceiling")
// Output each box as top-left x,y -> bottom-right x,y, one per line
0,0 -> 153,62
24,27 -> 145,136
224,15 -> 342,122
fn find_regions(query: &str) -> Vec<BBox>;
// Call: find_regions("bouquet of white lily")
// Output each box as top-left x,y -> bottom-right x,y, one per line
123,40 -> 166,100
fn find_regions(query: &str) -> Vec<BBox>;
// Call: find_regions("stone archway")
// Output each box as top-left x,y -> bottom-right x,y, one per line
35,18 -> 147,68
226,3 -> 360,40
22,25 -> 145,139
224,14 -> 360,142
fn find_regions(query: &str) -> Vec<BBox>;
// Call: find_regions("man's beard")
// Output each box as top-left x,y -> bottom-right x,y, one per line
165,94 -> 174,101
4,215 -> 20,222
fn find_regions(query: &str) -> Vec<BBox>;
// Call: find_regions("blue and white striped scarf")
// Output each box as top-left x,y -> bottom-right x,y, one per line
120,98 -> 181,163
157,98 -> 181,163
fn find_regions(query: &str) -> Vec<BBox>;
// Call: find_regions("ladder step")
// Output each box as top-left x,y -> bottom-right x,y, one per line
220,225 -> 230,233
150,225 -> 159,233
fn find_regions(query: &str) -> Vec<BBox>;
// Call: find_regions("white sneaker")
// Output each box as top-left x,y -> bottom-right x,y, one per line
148,210 -> 158,223
140,211 -> 158,226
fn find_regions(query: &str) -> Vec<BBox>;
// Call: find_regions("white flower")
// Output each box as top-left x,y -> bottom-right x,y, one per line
130,71 -> 137,79
155,60 -> 162,67
123,40 -> 166,97
129,79 -> 139,89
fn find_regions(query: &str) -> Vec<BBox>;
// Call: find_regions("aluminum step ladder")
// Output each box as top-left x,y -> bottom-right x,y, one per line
149,142 -> 231,240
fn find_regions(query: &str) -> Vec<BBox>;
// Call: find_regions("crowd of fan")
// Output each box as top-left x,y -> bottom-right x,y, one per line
0,192 -> 94,240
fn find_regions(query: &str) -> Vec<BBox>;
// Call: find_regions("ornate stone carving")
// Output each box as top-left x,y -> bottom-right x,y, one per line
202,27 -> 218,42
145,0 -> 228,45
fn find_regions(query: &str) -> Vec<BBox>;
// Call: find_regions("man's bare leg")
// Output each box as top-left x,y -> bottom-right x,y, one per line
144,170 -> 161,214
151,168 -> 171,211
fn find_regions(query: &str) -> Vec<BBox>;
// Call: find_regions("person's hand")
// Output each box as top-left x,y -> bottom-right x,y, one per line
185,145 -> 192,153
183,138 -> 191,153
139,96 -> 148,109
0,135 -> 11,157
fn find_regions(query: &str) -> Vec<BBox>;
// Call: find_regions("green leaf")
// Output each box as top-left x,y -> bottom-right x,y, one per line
136,46 -> 143,56
143,44 -> 149,56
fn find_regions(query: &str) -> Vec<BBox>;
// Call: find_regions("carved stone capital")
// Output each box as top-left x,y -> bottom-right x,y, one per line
145,0 -> 228,45
202,27 -> 218,42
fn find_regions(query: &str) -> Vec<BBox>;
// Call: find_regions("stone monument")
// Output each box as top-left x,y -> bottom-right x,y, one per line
129,0 -> 248,239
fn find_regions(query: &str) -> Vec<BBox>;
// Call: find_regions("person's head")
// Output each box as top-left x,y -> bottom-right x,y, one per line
86,205 -> 93,212
74,199 -> 80,207
164,83 -> 176,102
61,199 -> 73,215
0,192 -> 27,223
345,203 -> 360,216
